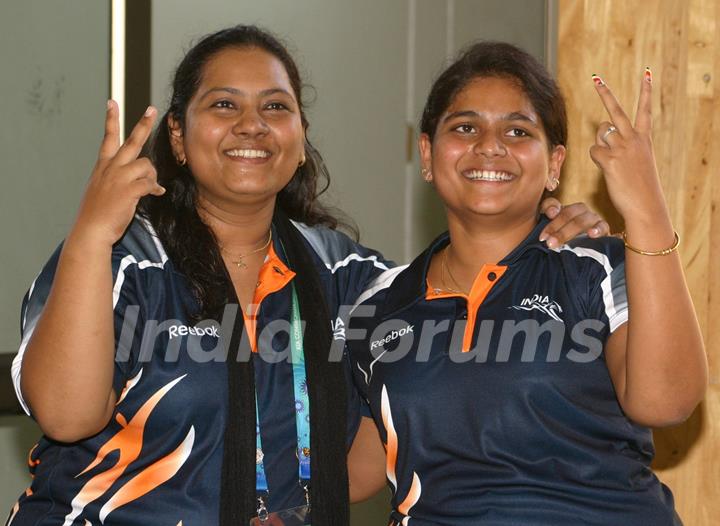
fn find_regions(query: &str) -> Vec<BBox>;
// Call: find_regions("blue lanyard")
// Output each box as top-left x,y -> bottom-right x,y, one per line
255,283 -> 310,495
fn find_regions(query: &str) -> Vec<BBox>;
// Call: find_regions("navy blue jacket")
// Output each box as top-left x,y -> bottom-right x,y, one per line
9,217 -> 390,525
348,219 -> 679,526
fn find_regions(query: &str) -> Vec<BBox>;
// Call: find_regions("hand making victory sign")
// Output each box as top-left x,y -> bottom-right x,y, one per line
590,69 -> 707,428
589,68 -> 671,233
73,101 -> 165,247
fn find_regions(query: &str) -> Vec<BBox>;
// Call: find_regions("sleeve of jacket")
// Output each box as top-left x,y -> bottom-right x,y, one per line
11,221 -> 160,416
564,235 -> 628,334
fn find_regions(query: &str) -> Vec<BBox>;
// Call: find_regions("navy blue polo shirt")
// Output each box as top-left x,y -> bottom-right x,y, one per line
9,217 -> 390,525
348,218 -> 679,526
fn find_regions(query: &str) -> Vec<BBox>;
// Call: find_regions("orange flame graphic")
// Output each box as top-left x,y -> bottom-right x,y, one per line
27,443 -> 40,468
381,384 -> 422,524
99,426 -> 195,522
62,374 -> 187,526
398,472 -> 422,525
115,368 -> 144,406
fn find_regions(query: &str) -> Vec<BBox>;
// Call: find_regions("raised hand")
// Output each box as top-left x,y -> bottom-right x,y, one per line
71,101 -> 164,247
21,102 -> 165,441
588,70 -> 669,224
587,70 -> 706,430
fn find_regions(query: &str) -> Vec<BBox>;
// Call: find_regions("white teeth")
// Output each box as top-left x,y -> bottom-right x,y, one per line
226,149 -> 270,159
464,170 -> 513,181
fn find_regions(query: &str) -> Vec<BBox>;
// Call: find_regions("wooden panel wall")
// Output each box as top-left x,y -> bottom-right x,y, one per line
557,0 -> 719,523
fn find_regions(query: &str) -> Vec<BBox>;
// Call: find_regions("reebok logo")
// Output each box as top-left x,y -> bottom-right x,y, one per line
510,294 -> 563,322
370,324 -> 414,350
168,324 -> 220,340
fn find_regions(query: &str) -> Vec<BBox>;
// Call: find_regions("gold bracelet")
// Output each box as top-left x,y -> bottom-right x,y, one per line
621,230 -> 680,256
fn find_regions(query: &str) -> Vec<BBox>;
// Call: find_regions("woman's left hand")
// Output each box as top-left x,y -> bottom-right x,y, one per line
589,70 -> 669,224
589,71 -> 707,427
539,198 -> 610,248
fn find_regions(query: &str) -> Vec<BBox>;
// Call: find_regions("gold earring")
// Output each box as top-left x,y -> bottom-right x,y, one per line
177,156 -> 187,167
548,177 -> 559,191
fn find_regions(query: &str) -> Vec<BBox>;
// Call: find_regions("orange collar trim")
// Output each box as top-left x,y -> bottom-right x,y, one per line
426,264 -> 507,352
244,244 -> 296,353
253,244 -> 296,307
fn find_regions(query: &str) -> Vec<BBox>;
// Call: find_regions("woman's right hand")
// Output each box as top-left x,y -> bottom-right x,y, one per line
71,101 -> 165,247
20,102 -> 165,440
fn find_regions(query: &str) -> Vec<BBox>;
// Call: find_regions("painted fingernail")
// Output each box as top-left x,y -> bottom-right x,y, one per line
590,227 -> 599,236
539,232 -> 548,242
645,67 -> 652,83
144,106 -> 155,117
546,237 -> 558,249
592,74 -> 605,86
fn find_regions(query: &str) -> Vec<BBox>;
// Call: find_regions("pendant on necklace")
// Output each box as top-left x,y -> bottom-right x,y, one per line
221,231 -> 273,272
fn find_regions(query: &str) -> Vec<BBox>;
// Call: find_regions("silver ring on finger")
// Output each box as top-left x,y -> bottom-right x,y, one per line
602,125 -> 618,142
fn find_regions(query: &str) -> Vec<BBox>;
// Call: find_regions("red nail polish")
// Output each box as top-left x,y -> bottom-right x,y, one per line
592,74 -> 605,86
644,67 -> 652,83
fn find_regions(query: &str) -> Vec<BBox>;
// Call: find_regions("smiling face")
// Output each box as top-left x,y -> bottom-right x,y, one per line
419,76 -> 565,225
169,46 -> 305,209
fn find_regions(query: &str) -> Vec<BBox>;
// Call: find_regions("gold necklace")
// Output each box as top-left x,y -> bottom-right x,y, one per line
441,246 -> 467,294
221,231 -> 272,269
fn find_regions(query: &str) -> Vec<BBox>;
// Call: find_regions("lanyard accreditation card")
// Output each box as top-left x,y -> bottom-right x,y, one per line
250,284 -> 311,526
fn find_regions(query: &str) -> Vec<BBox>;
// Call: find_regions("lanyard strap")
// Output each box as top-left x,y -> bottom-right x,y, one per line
256,283 -> 310,494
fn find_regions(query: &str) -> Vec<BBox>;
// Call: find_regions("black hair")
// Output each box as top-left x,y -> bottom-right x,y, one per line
138,25 -> 353,320
420,41 -> 567,149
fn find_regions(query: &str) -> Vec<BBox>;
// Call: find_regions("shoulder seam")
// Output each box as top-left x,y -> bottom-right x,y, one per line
290,219 -> 389,274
